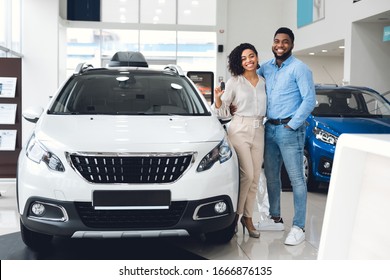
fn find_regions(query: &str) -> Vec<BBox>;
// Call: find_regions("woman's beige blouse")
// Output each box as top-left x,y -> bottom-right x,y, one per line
212,75 -> 266,118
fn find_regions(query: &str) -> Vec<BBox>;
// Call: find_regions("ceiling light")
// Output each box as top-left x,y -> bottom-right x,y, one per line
153,16 -> 159,21
309,52 -> 315,55
321,50 -> 328,53
155,9 -> 162,14
192,0 -> 199,5
184,10 -> 191,15
339,46 -> 345,49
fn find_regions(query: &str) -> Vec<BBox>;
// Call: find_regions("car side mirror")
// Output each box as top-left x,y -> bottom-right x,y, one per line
22,107 -> 44,123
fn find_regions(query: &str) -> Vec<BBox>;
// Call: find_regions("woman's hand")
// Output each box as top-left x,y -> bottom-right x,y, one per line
214,86 -> 224,108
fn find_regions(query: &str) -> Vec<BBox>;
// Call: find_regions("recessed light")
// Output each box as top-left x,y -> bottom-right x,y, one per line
321,50 -> 328,53
309,52 -> 315,55
339,46 -> 345,49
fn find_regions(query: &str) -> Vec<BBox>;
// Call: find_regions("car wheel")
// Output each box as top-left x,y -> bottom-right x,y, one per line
204,219 -> 236,244
304,150 -> 320,192
20,220 -> 53,251
281,150 -> 314,192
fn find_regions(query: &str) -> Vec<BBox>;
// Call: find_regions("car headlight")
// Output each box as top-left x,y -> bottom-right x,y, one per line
26,134 -> 65,172
313,127 -> 338,145
197,137 -> 233,172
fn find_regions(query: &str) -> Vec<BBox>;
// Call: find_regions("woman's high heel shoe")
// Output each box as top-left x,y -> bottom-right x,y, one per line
240,216 -> 260,238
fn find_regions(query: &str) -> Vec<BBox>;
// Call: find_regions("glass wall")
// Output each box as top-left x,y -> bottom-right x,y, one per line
66,0 -> 217,76
0,0 -> 21,57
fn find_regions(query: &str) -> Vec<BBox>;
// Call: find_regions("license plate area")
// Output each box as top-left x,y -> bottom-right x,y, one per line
92,190 -> 171,210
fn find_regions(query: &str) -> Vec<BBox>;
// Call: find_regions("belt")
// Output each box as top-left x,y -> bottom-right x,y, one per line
233,115 -> 264,128
267,118 -> 291,125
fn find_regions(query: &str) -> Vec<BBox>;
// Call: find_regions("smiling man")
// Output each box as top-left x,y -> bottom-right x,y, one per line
257,27 -> 316,246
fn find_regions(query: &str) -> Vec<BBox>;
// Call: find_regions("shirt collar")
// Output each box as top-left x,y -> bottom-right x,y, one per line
271,55 -> 294,68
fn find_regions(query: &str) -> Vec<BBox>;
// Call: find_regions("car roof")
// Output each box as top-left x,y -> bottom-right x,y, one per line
315,84 -> 380,94
74,51 -> 186,78
74,67 -> 175,76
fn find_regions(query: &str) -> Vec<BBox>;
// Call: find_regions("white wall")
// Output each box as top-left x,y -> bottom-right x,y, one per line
271,0 -> 390,92
21,0 -> 60,144
296,55 -> 344,85
217,0 -> 285,82
351,0 -> 390,22
281,0 -> 351,52
225,0 -> 283,61
350,22 -> 390,92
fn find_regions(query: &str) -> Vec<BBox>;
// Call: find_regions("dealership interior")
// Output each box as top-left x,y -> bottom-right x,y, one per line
1,0 -> 390,261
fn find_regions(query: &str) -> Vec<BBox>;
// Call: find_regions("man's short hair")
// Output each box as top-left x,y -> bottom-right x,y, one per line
274,27 -> 295,43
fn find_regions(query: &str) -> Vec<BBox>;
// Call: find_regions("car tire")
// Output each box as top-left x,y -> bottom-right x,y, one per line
204,219 -> 236,244
304,150 -> 320,192
20,220 -> 53,251
281,150 -> 317,192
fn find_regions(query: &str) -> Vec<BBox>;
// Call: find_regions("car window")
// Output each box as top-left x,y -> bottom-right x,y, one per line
49,72 -> 210,116
312,89 -> 390,117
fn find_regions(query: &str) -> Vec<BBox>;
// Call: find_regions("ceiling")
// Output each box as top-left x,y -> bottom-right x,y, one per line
294,10 -> 390,57
294,40 -> 345,57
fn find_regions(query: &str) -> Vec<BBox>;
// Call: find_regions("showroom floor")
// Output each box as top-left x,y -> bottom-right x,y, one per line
0,180 -> 327,260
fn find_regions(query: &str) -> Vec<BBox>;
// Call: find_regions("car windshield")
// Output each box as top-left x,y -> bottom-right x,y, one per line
48,70 -> 210,116
312,88 -> 390,118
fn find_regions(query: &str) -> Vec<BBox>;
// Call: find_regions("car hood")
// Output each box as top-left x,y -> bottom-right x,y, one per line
313,116 -> 390,135
35,115 -> 225,151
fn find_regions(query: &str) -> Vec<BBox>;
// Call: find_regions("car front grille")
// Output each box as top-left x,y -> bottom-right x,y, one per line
67,152 -> 194,184
75,201 -> 187,228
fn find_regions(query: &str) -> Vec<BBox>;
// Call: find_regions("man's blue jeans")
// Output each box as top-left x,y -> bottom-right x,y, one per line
264,123 -> 307,229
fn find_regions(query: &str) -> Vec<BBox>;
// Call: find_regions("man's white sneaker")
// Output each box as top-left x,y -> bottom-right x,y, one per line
256,217 -> 285,231
284,226 -> 305,246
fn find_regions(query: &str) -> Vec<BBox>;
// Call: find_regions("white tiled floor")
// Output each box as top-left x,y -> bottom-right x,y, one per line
0,179 -> 327,260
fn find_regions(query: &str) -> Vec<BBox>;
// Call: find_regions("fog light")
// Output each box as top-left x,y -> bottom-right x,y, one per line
214,201 -> 227,214
31,203 -> 46,216
323,161 -> 331,169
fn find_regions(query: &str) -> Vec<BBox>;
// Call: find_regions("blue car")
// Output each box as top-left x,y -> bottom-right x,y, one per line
283,85 -> 390,191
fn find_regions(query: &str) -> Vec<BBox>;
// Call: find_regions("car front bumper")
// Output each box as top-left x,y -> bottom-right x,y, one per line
308,138 -> 336,183
19,194 -> 236,238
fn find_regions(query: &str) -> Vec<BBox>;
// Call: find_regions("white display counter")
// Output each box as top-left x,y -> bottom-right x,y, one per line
318,134 -> 390,259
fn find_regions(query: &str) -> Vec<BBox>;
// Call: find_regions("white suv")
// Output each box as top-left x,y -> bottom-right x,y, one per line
17,52 -> 239,250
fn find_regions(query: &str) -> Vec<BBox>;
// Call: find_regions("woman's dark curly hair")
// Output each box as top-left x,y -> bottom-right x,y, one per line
228,43 -> 259,76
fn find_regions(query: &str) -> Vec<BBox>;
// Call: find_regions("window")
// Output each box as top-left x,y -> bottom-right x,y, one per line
0,0 -> 21,57
178,0 -> 216,25
140,0 -> 176,24
66,0 -> 217,76
101,0 -> 139,23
